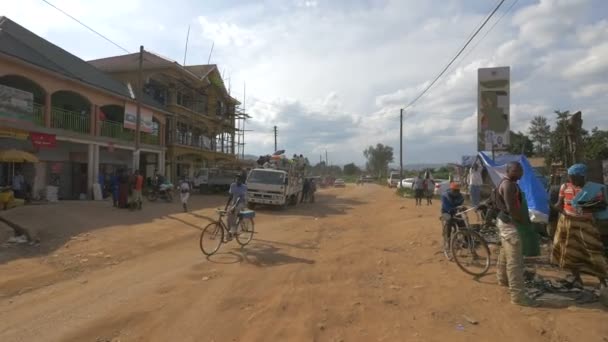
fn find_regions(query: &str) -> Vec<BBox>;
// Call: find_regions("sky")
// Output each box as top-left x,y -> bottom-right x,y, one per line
3,0 -> 608,165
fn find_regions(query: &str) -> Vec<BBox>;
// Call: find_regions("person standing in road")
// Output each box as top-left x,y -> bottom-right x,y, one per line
309,178 -> 316,203
179,176 -> 191,212
469,163 -> 483,207
412,173 -> 425,206
424,173 -> 435,206
495,161 -> 537,306
301,178 -> 310,203
225,175 -> 248,240
133,170 -> 144,210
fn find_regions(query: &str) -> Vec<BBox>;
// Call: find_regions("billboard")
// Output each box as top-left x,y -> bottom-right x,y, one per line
0,84 -> 34,124
478,67 -> 510,151
124,103 -> 153,133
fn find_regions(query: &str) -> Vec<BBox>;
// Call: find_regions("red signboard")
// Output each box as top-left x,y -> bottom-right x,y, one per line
30,132 -> 56,148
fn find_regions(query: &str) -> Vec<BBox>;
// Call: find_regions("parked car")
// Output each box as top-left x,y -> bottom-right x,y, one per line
397,178 -> 415,189
334,179 -> 346,187
387,172 -> 401,188
362,175 -> 375,183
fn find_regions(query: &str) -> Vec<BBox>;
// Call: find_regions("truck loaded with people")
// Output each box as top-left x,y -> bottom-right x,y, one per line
246,151 -> 306,209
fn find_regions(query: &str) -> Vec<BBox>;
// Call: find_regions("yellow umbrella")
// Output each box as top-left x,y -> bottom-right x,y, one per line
0,149 -> 39,163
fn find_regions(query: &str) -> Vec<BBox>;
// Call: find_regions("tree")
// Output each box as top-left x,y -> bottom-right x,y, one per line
528,115 -> 551,155
584,127 -> 608,161
508,131 -> 533,156
546,110 -> 570,167
363,143 -> 394,178
343,163 -> 361,176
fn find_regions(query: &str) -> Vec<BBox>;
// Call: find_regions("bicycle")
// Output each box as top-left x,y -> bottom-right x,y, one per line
441,206 -> 492,276
199,206 -> 256,256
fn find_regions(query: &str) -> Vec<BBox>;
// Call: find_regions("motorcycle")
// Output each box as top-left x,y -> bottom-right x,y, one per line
147,182 -> 174,202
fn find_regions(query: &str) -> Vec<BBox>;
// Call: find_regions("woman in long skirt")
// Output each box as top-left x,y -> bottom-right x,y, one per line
552,163 -> 607,287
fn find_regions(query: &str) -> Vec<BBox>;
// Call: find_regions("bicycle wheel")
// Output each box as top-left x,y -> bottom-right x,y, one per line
451,230 -> 491,276
236,218 -> 255,246
200,222 -> 224,256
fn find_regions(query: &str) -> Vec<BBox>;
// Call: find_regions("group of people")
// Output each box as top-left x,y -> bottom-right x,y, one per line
100,169 -> 145,210
412,171 -> 435,206
256,153 -> 308,174
439,161 -> 608,307
301,178 -> 317,203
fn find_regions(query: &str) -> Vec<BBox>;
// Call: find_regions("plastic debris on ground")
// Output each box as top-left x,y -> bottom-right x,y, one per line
523,270 -> 600,305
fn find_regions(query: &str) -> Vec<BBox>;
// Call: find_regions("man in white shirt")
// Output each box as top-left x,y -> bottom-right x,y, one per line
468,163 -> 483,206
179,177 -> 191,212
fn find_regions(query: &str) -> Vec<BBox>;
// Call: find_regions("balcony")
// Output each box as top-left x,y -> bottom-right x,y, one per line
140,132 -> 159,145
51,107 -> 90,134
100,120 -> 135,141
100,120 -> 160,145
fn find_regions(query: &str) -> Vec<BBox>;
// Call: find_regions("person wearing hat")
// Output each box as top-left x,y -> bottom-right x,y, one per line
553,163 -> 607,289
440,182 -> 465,247
225,174 -> 248,240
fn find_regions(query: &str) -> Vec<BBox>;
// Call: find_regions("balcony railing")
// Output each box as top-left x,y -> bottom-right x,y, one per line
33,103 -> 44,126
51,107 -> 90,134
140,132 -> 159,145
100,120 -> 135,141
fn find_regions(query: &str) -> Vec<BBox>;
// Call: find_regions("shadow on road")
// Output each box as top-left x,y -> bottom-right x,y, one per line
206,251 -> 243,264
0,194 -> 226,265
240,243 -> 315,267
252,192 -> 366,218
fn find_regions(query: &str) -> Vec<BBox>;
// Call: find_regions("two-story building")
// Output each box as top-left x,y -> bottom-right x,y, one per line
0,17 -> 169,200
89,51 -> 240,183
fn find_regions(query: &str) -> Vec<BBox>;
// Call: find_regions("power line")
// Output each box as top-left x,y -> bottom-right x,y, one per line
403,0 -> 506,110
456,0 -> 521,68
40,0 -> 130,53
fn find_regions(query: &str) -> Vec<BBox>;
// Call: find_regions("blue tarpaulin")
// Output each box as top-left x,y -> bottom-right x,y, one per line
478,152 -> 550,223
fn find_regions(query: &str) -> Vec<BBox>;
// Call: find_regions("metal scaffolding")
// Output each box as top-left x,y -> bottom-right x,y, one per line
235,106 -> 251,160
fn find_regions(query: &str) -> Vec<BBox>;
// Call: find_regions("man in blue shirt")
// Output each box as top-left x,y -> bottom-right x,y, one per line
225,175 -> 248,239
441,182 -> 465,245
442,182 -> 464,214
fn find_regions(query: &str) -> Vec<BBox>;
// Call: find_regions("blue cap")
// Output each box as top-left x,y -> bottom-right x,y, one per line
567,164 -> 587,176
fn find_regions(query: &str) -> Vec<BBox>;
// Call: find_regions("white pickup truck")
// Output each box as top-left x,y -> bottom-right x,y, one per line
246,166 -> 303,208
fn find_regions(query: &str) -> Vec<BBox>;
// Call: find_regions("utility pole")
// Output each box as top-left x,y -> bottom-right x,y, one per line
400,108 -> 403,181
273,125 -> 278,152
325,150 -> 328,165
133,45 -> 143,171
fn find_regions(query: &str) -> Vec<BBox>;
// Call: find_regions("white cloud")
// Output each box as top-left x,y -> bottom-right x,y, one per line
573,83 -> 608,98
2,0 -> 607,164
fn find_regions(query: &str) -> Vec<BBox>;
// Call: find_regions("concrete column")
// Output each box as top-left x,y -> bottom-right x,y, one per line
158,150 -> 166,175
90,104 -> 97,135
44,92 -> 52,127
87,144 -> 99,199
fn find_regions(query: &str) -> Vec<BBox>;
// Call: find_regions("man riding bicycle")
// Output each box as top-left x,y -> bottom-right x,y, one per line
441,182 -> 465,242
225,175 -> 248,240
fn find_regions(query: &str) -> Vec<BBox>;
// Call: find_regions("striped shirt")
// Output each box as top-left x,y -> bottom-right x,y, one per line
560,182 -> 603,218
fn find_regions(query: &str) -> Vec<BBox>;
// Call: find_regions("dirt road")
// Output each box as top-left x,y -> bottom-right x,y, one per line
0,185 -> 606,342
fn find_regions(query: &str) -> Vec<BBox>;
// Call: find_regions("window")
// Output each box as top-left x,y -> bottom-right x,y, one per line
248,170 -> 285,185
